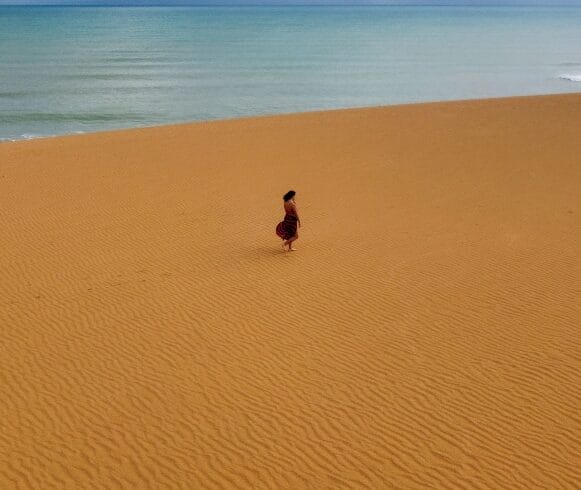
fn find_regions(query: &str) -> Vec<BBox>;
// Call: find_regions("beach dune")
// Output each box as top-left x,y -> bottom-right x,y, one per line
1,94 -> 580,488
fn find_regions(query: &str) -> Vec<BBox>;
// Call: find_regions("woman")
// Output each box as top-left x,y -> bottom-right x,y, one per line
276,190 -> 300,251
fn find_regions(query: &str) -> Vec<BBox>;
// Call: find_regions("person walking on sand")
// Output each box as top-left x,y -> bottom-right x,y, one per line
276,190 -> 300,251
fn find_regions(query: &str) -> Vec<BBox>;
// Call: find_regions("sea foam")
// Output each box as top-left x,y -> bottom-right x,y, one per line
559,74 -> 581,82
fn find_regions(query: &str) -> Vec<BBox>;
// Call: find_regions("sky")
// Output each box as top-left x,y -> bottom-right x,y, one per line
1,0 -> 580,5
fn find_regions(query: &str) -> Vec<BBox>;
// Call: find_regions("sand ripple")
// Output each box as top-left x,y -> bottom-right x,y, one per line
1,94 -> 580,488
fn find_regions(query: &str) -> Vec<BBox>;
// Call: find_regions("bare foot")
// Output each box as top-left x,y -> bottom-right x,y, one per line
289,247 -> 297,252
281,242 -> 288,251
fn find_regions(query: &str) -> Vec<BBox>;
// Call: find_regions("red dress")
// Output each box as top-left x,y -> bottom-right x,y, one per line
276,204 -> 298,240
276,214 -> 298,240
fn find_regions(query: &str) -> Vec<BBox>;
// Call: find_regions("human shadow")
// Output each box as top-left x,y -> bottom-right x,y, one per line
240,244 -> 290,260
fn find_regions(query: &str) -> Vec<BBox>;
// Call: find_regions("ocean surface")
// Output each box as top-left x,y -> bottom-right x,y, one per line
1,6 -> 580,141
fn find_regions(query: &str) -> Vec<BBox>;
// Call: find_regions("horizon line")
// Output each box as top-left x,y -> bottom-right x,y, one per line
2,3 -> 580,6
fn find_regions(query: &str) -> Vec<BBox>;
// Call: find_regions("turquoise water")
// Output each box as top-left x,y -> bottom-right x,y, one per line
1,6 -> 580,141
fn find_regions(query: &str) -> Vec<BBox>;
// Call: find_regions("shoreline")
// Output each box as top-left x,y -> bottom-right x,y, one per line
2,91 -> 580,145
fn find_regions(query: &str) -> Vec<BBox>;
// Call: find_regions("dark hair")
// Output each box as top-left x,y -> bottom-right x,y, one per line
283,190 -> 296,202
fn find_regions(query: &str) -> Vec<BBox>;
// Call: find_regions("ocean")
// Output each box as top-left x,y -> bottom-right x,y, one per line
1,6 -> 580,141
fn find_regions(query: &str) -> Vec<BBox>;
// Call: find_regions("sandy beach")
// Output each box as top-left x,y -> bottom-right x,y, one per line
1,94 -> 579,488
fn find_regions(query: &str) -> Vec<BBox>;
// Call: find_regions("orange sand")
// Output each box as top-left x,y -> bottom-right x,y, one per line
1,94 -> 580,488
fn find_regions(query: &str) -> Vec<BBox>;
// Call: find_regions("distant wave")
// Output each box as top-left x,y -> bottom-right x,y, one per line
0,112 -> 157,123
0,91 -> 30,98
559,74 -> 581,82
0,134 -> 46,143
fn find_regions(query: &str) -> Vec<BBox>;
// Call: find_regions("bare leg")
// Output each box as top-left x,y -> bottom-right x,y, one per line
285,234 -> 298,251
